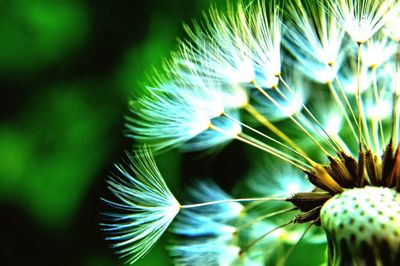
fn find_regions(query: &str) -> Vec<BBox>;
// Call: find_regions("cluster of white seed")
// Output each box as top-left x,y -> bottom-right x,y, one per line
103,0 -> 400,265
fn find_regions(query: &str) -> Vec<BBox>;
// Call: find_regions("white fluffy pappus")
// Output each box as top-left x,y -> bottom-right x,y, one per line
126,81 -> 225,152
285,0 -> 347,84
102,149 -> 181,264
176,0 -> 282,88
326,0 -> 400,43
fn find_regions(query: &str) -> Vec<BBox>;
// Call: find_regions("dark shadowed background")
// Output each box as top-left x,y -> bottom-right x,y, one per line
0,1 -> 214,265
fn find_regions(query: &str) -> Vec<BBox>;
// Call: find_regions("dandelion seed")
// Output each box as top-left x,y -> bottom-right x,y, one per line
103,152 -> 288,265
285,0 -> 346,83
326,0 -> 400,43
102,149 -> 180,264
126,78 -> 241,152
252,72 -> 309,122
175,0 -> 282,88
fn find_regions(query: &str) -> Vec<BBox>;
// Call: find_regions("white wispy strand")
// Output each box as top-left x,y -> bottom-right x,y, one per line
219,85 -> 249,110
326,0 -> 400,43
241,0 -> 282,88
183,180 -> 244,219
181,110 -> 242,152
175,0 -> 282,88
253,72 -> 309,122
285,0 -> 346,83
102,149 -> 180,265
126,81 -> 225,152
314,101 -> 352,153
166,53 -> 250,110
178,21 -> 255,86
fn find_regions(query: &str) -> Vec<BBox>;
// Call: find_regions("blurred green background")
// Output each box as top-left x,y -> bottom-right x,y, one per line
0,1 -> 211,265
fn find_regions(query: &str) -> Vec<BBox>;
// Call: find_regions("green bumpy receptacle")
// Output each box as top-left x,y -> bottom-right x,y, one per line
320,186 -> 400,265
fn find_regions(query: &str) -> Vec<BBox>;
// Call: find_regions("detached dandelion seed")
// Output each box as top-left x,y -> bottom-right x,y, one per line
102,149 -> 181,264
103,0 -> 400,265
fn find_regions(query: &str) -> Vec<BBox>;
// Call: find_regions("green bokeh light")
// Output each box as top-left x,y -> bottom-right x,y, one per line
0,0 -> 89,72
0,84 -> 120,228
116,16 -> 181,95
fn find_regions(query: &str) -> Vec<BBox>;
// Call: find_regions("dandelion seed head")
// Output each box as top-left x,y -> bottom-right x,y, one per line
343,17 -> 374,43
105,0 -> 400,264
